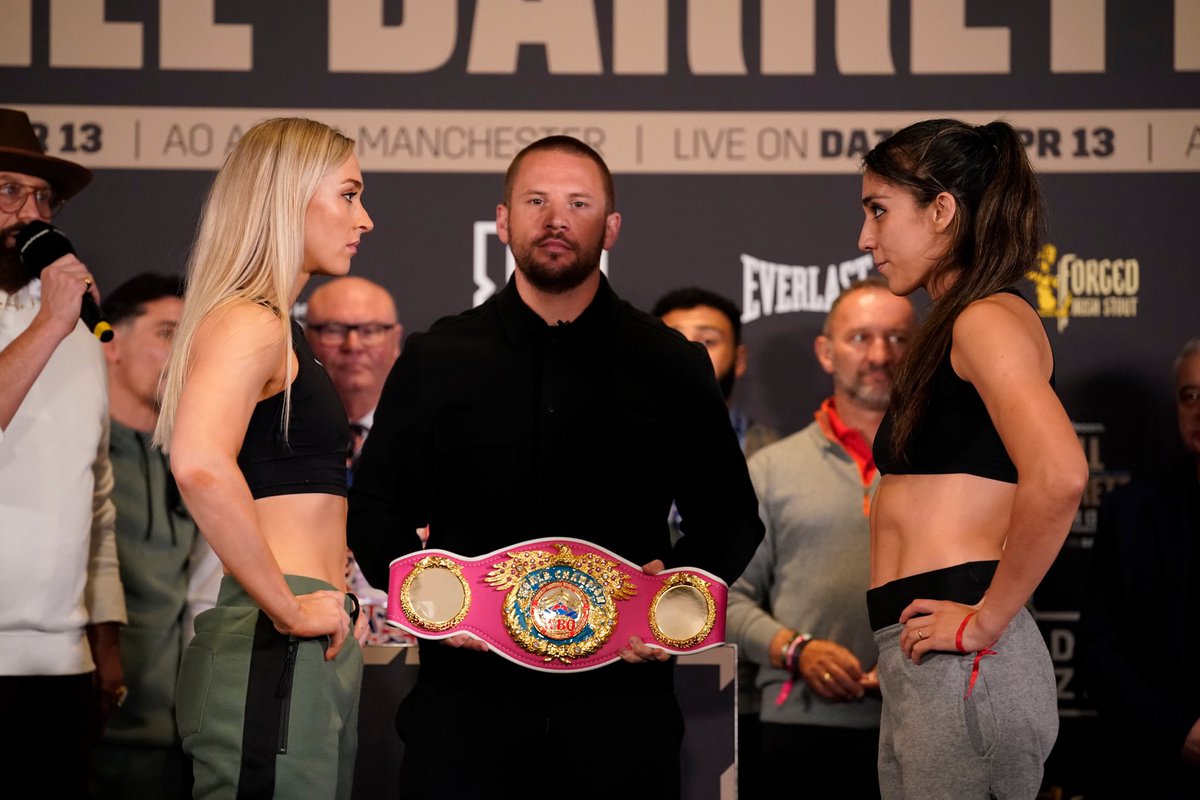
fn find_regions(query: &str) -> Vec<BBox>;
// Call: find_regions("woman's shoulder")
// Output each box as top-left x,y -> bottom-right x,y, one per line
193,300 -> 289,360
954,289 -> 1040,338
951,289 -> 1052,381
203,300 -> 282,333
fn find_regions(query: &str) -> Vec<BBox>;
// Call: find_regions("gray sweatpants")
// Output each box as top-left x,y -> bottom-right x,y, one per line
873,608 -> 1057,800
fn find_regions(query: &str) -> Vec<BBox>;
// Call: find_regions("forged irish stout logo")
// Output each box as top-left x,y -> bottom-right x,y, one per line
1028,243 -> 1141,333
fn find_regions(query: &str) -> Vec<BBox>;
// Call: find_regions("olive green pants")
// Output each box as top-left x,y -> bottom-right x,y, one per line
176,576 -> 362,799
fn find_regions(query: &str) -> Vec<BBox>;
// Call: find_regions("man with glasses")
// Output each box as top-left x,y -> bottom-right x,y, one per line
1079,338 -> 1200,799
0,107 -> 127,794
303,276 -> 403,471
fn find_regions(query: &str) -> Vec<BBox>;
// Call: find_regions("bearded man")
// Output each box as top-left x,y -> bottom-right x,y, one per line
349,136 -> 764,800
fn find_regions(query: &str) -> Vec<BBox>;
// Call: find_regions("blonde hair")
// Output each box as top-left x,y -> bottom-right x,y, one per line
154,117 -> 355,451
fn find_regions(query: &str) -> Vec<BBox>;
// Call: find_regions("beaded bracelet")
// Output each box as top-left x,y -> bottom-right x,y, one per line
784,632 -> 813,675
776,630 -> 799,668
774,631 -> 814,706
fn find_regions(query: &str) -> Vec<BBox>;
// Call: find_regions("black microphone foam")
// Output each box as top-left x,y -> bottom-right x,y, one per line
15,221 -> 114,343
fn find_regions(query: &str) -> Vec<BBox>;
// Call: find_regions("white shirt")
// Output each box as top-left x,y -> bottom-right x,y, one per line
0,282 -> 125,675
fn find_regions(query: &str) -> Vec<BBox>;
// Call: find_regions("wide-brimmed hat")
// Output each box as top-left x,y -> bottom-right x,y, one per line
0,108 -> 92,199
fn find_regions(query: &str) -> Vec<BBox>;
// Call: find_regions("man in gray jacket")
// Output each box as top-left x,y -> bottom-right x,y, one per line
728,276 -> 914,799
91,273 -> 212,800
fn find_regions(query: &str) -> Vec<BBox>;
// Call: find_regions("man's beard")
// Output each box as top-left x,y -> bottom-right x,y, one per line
511,233 -> 604,295
842,367 -> 894,411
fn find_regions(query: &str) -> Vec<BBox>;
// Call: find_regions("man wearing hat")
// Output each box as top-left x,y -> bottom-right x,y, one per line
0,107 -> 127,796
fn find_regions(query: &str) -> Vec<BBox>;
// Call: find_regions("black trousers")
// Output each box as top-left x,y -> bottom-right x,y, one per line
395,677 -> 684,800
0,672 -> 98,799
758,721 -> 881,800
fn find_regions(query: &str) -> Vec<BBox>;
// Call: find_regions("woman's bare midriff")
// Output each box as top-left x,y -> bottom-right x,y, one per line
870,472 -> 1015,588
238,493 -> 349,589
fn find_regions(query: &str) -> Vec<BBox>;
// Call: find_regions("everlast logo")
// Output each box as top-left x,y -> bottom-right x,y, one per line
742,253 -> 873,322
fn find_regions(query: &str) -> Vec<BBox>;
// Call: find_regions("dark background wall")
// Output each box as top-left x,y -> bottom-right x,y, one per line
6,2 -> 1199,795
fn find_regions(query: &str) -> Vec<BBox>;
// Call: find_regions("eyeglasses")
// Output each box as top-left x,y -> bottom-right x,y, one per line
1179,387 -> 1200,408
0,181 -> 64,217
307,321 -> 397,346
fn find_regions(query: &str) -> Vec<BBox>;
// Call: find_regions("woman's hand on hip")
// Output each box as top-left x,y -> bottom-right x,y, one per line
898,598 -> 998,664
273,589 -> 351,661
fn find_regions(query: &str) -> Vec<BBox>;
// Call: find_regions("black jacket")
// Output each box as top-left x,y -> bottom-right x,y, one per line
1078,457 -> 1200,797
348,276 -> 764,695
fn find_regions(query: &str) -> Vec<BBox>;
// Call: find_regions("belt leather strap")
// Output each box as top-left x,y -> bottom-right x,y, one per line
386,538 -> 728,672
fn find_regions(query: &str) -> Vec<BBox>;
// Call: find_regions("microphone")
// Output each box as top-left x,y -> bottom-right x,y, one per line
15,220 -> 113,343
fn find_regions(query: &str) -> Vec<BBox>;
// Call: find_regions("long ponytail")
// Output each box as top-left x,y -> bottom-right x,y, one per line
862,119 -> 1043,461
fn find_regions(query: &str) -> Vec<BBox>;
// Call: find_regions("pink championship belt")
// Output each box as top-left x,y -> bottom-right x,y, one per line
385,537 -> 728,672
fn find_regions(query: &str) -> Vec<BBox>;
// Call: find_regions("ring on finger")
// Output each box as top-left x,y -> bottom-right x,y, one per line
917,629 -> 928,640
822,671 -> 832,682
83,277 -> 93,286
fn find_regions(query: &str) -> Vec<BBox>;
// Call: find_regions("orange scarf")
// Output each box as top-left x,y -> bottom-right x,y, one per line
814,397 -> 876,516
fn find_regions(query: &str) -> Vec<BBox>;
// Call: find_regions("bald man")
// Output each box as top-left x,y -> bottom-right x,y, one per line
304,276 -> 403,445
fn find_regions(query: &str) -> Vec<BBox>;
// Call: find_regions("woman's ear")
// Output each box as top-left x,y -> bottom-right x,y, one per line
930,191 -> 958,233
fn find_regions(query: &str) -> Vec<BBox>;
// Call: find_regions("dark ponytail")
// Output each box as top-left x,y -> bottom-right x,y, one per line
862,119 -> 1044,462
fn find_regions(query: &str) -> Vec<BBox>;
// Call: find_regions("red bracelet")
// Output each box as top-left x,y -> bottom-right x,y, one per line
956,612 -> 976,654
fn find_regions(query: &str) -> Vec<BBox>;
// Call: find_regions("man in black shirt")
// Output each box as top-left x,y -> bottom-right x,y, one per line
348,136 -> 763,799
1079,338 -> 1200,799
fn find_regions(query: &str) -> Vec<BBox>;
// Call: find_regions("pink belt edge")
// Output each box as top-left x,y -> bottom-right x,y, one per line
386,537 -> 728,673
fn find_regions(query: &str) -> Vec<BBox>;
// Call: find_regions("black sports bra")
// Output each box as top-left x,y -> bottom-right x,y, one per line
874,288 -> 1053,484
237,320 -> 349,499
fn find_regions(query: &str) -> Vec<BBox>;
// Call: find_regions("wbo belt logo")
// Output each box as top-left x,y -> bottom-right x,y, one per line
487,543 -> 636,664
1027,243 -> 1140,333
